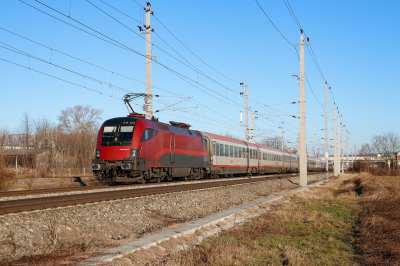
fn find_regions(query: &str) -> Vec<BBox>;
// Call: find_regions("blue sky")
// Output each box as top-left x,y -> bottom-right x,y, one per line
1,0 -> 399,156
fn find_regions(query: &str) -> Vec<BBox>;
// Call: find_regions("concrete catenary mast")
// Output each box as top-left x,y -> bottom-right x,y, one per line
325,83 -> 329,174
297,29 -> 309,187
334,104 -> 338,176
240,83 -> 250,142
142,3 -> 154,120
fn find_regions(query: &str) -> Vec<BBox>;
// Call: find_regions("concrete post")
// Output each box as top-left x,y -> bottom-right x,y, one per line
297,31 -> 309,187
240,83 -> 250,142
341,123 -> 344,174
246,85 -> 249,142
346,131 -> 349,171
334,104 -> 337,176
337,113 -> 341,175
144,5 -> 153,120
281,122 -> 284,150
325,84 -> 329,174
355,145 -> 357,169
252,110 -> 255,144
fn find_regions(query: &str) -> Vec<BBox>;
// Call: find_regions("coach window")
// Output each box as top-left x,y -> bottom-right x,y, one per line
230,146 -> 234,157
216,143 -> 219,156
220,144 -> 224,156
213,143 -> 216,156
225,145 -> 229,157
233,146 -> 237,157
254,150 -> 257,159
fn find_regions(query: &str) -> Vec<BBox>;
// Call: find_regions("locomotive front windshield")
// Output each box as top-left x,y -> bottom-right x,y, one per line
101,125 -> 135,146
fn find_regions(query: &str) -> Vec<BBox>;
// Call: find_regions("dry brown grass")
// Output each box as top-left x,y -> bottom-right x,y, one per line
155,174 -> 361,266
356,174 -> 400,265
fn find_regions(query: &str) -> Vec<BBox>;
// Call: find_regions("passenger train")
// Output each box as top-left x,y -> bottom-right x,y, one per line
91,116 -> 332,183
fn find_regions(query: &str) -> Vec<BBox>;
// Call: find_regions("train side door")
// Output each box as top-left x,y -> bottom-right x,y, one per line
204,137 -> 211,169
213,141 -> 217,167
170,133 -> 175,164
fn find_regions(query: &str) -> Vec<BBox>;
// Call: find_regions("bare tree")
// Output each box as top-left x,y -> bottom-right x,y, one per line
57,105 -> 103,168
19,112 -> 32,149
371,132 -> 400,162
58,105 -> 102,135
258,136 -> 288,151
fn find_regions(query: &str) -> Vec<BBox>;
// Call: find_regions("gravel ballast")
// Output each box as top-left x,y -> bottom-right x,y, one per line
0,173 -> 329,262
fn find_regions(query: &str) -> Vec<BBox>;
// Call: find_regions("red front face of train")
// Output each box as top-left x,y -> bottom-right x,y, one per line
91,117 -> 146,181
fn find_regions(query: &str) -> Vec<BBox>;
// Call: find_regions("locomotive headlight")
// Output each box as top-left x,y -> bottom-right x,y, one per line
95,149 -> 101,159
91,164 -> 101,171
121,163 -> 131,170
130,149 -> 138,158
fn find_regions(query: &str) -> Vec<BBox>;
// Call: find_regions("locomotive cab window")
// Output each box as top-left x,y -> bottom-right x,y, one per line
141,129 -> 154,141
101,125 -> 135,146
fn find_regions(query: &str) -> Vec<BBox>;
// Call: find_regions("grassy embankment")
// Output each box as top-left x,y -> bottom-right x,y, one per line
160,173 -> 400,265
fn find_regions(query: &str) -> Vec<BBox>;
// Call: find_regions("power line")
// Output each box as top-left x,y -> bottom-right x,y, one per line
2,28 -> 241,129
0,43 -> 132,95
282,0 -> 342,111
254,0 -> 295,48
19,0 -> 244,108
0,56 -> 125,101
99,0 -> 142,24
152,14 -> 240,84
85,0 -> 240,95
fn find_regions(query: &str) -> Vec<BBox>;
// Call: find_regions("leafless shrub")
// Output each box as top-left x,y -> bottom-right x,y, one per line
0,157 -> 15,191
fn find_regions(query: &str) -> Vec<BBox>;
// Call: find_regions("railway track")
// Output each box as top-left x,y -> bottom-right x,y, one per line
0,172 -> 310,199
0,173 -> 323,215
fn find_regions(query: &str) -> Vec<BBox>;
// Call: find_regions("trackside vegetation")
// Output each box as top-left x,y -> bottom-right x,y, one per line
160,175 -> 362,265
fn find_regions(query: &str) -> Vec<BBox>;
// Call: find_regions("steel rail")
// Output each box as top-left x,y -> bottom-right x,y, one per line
0,173 -> 319,215
0,172 -> 303,198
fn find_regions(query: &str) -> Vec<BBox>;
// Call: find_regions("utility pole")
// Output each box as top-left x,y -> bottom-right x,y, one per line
240,83 -> 250,142
296,29 -> 309,187
337,112 -> 341,175
341,123 -> 344,174
281,122 -> 284,150
252,110 -> 255,144
346,131 -> 349,171
355,145 -> 357,169
325,84 -> 329,175
334,104 -> 337,176
141,3 -> 154,120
